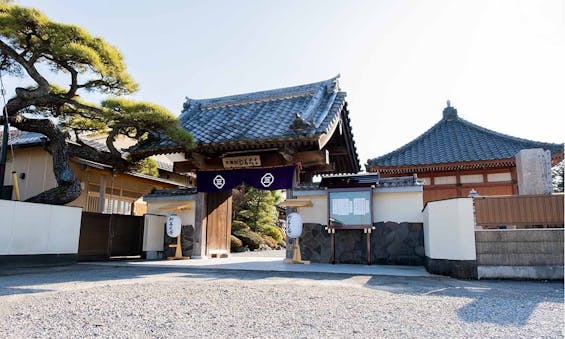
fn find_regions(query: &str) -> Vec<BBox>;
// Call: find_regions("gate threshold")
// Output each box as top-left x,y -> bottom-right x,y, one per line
81,256 -> 431,277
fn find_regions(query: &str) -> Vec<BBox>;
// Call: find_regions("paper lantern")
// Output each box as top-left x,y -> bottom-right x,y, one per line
286,212 -> 303,239
166,215 -> 182,238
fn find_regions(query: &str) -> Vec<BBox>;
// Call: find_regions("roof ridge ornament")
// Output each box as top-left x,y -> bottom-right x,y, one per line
289,113 -> 312,131
443,100 -> 458,121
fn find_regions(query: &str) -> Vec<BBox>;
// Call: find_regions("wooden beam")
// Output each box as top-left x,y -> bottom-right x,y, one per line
302,163 -> 333,172
159,204 -> 192,211
293,150 -> 327,165
278,199 -> 313,208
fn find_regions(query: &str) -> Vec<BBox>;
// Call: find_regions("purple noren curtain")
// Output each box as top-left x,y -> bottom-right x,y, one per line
197,165 -> 295,192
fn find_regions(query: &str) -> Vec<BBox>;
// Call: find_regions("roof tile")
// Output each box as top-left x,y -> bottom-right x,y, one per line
368,107 -> 563,167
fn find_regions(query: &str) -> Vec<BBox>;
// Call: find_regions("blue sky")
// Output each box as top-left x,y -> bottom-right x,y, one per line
6,0 -> 565,168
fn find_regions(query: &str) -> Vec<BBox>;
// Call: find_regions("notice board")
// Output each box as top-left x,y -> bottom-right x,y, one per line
328,189 -> 372,227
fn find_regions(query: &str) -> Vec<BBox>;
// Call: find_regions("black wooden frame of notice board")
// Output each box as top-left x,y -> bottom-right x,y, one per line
326,187 -> 375,264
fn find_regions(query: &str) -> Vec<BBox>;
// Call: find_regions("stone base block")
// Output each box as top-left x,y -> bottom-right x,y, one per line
144,251 -> 163,260
0,253 -> 77,269
164,224 -> 194,258
425,257 -> 478,279
478,265 -> 564,280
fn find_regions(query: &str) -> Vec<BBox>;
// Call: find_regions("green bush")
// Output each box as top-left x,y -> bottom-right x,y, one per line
230,235 -> 243,252
233,228 -> 264,250
260,235 -> 278,248
263,225 -> 284,242
276,238 -> 286,248
232,220 -> 249,232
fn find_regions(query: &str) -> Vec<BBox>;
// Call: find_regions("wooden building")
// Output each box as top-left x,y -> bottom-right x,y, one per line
366,103 -> 564,204
133,76 -> 360,181
139,76 -> 361,258
2,130 -> 190,215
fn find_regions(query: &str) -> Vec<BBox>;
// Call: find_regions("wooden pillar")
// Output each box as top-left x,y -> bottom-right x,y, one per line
191,192 -> 208,258
510,167 -> 518,194
98,176 -> 106,213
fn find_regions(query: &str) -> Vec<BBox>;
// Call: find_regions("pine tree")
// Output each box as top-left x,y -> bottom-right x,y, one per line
0,4 -> 193,204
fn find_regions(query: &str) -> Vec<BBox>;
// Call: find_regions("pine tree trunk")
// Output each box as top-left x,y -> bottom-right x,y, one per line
10,116 -> 82,205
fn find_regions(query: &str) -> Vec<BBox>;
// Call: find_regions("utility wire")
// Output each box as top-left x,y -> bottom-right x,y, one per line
0,67 -> 15,172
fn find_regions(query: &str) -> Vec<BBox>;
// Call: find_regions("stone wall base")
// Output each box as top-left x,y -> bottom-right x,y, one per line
478,265 -> 564,280
144,251 -> 164,260
424,257 -> 478,279
0,254 -> 77,269
297,222 -> 425,265
164,225 -> 194,258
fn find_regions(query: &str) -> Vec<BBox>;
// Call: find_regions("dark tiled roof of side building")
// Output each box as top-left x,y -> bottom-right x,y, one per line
2,131 -> 47,147
132,76 -> 359,165
294,175 -> 421,191
367,104 -> 564,168
144,187 -> 198,198
3,131 -> 177,173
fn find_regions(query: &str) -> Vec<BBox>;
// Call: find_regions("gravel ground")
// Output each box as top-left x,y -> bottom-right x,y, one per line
0,265 -> 562,338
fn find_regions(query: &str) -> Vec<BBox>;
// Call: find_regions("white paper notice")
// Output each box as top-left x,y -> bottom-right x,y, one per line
332,198 -> 350,215
353,198 -> 367,215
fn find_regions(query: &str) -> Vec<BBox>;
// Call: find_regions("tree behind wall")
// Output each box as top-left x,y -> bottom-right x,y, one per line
232,186 -> 284,250
0,4 -> 193,204
552,160 -> 564,193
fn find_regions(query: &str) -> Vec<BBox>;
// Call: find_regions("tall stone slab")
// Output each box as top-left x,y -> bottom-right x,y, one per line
515,148 -> 552,195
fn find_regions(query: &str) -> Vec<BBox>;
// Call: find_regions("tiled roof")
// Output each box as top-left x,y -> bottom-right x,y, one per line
133,76 -> 351,152
144,187 -> 198,198
80,138 -> 176,173
3,130 -> 176,172
2,131 -> 47,147
294,175 -> 421,191
367,105 -> 564,168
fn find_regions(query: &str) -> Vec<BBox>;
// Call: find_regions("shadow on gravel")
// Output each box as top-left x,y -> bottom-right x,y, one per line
0,264 -> 562,327
363,275 -> 563,326
0,264 -> 356,296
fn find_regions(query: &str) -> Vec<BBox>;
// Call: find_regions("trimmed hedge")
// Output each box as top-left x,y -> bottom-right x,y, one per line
230,235 -> 243,251
232,220 -> 249,232
233,228 -> 264,250
263,225 -> 284,242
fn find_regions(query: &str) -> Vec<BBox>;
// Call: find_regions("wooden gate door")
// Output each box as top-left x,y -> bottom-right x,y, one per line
78,212 -> 144,261
109,214 -> 144,257
206,191 -> 232,256
78,212 -> 111,261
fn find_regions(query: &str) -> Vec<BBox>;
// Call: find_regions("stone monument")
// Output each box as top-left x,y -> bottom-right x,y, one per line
515,148 -> 552,195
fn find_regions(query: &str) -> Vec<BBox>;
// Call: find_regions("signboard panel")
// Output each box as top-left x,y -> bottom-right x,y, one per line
329,190 -> 372,227
222,155 -> 261,168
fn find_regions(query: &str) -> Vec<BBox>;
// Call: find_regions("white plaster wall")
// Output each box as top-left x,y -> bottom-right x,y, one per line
373,191 -> 423,223
423,198 -> 476,260
296,194 -> 328,225
144,200 -> 196,252
143,214 -> 167,252
0,200 -> 82,255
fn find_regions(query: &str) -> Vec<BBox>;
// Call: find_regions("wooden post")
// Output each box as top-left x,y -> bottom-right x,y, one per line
366,228 -> 371,265
11,171 -> 20,201
167,234 -> 189,260
331,229 -> 335,264
283,237 -> 310,264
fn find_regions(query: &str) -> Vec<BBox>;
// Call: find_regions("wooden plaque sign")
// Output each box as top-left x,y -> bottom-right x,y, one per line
222,155 -> 261,168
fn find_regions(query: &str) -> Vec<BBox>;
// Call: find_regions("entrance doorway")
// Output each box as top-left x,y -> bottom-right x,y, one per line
205,191 -> 232,256
198,165 -> 295,257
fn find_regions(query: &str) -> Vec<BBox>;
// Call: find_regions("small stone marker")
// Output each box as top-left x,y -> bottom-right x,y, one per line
515,148 -> 552,195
